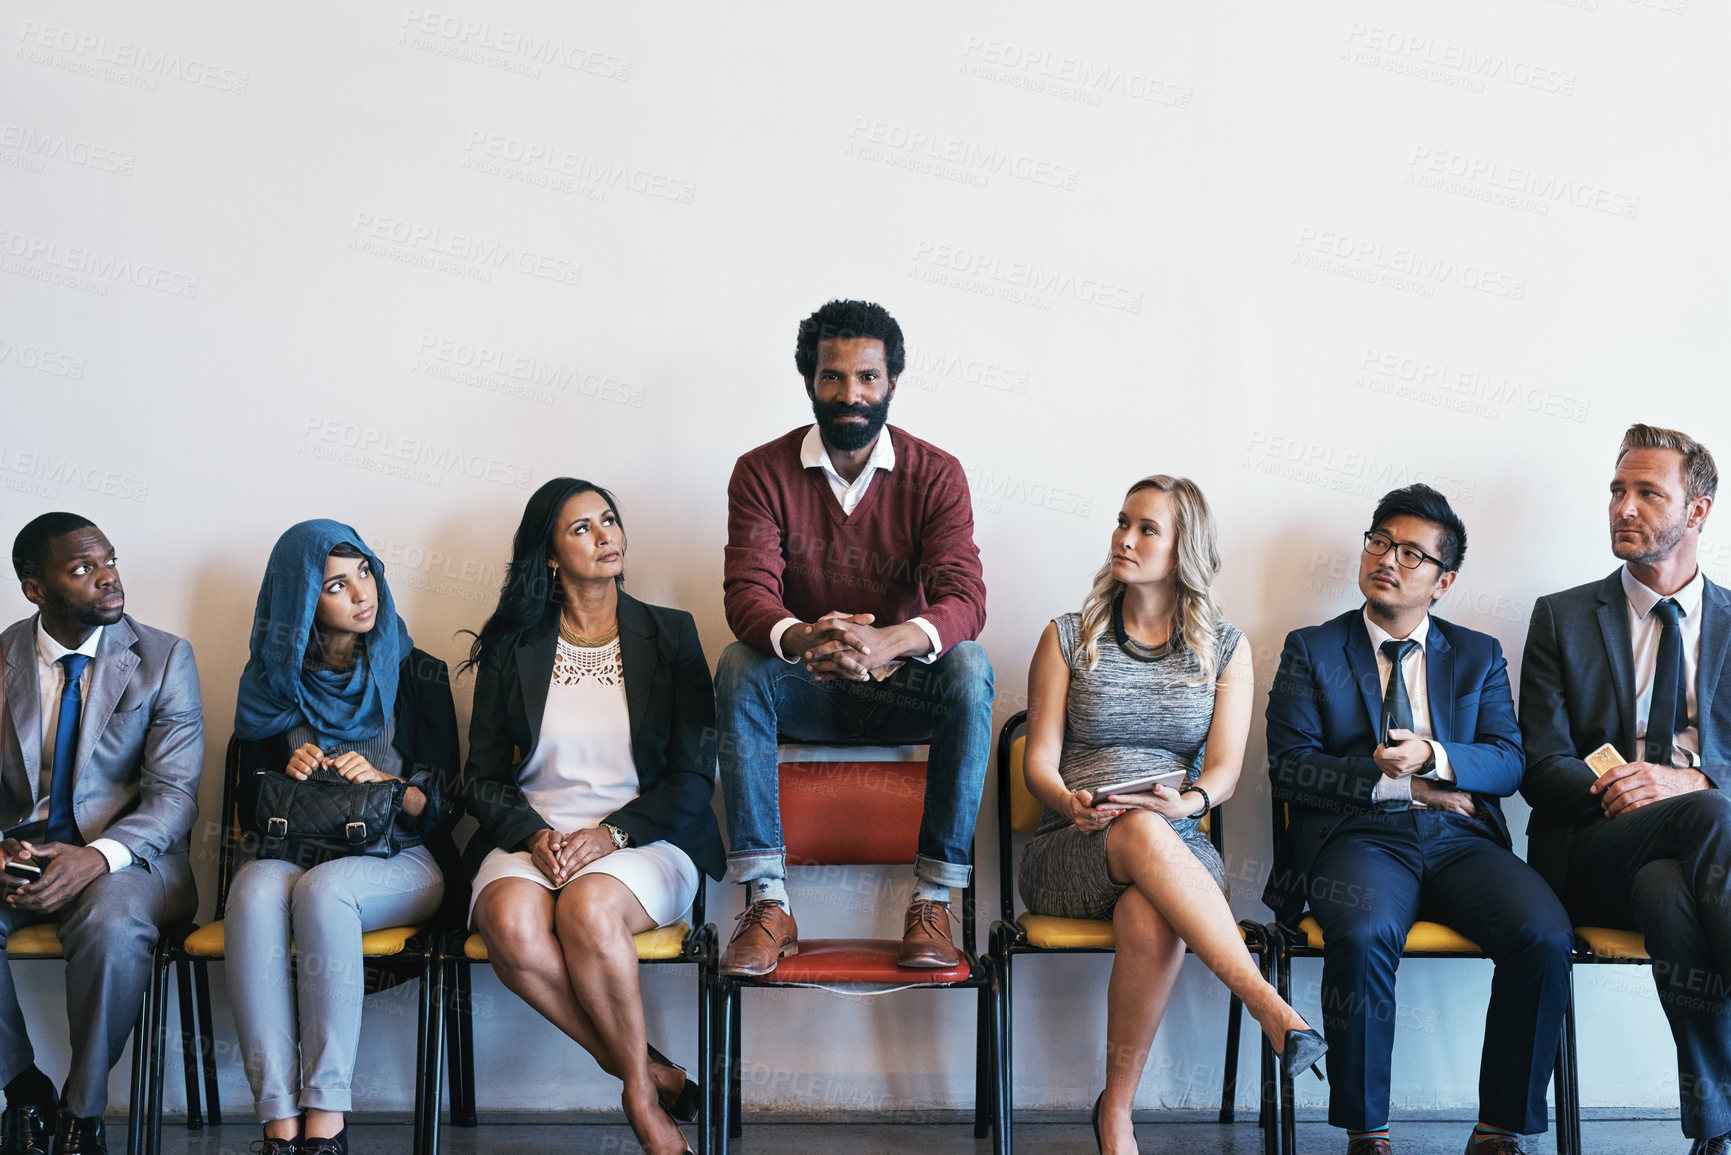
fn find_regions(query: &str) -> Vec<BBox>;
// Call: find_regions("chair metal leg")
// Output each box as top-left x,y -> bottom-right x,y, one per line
149,951 -> 171,1155
727,985 -> 743,1145
451,959 -> 477,1127
995,937 -> 1013,1155
1275,939 -> 1297,1155
193,960 -> 221,1126
707,971 -> 726,1155
697,940 -> 713,1155
126,995 -> 149,1155
973,979 -> 991,1138
1220,991 -> 1244,1124
1559,969 -> 1581,1155
414,950 -> 446,1155
174,959 -> 201,1130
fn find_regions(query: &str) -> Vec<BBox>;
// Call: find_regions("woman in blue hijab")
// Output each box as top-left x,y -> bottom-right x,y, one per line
226,520 -> 460,1155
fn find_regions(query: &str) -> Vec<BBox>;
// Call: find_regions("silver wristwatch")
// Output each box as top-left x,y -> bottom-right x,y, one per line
602,823 -> 631,850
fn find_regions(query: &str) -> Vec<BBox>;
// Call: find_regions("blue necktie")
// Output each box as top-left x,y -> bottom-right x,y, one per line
1645,598 -> 1688,768
1380,639 -> 1418,735
47,652 -> 89,845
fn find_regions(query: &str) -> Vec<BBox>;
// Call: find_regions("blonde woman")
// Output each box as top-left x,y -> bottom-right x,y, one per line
1018,475 -> 1324,1155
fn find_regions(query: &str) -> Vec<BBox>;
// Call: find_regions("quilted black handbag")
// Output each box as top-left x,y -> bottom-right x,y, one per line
254,768 -> 412,860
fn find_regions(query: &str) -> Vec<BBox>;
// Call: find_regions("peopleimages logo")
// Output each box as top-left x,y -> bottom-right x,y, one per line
1293,228 -> 1526,302
15,21 -> 250,93
349,212 -> 582,287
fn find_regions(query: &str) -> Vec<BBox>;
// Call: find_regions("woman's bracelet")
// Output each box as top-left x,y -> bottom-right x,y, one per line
1179,784 -> 1211,819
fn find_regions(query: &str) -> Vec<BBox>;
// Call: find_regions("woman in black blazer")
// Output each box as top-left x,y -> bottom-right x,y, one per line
461,478 -> 722,1155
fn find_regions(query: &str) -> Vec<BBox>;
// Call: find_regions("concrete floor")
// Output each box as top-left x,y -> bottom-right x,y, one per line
138,1115 -> 1693,1154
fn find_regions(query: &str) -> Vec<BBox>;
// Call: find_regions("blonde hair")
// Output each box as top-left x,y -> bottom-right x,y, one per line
1075,475 -> 1223,683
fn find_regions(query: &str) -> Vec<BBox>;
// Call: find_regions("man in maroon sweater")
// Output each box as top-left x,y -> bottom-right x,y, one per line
716,299 -> 994,973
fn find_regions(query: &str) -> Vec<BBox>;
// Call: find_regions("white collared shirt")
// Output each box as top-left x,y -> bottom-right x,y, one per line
32,620 -> 131,871
1362,609 -> 1456,807
1622,565 -> 1704,768
768,426 -> 942,666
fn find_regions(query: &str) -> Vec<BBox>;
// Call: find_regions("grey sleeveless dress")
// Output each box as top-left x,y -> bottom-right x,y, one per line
1017,612 -> 1240,921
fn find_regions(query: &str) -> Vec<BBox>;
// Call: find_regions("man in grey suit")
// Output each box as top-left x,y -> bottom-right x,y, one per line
0,513 -> 201,1155
1521,424 -> 1731,1155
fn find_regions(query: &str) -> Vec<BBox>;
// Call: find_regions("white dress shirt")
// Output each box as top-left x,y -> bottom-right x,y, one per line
1622,565 -> 1704,768
1363,610 -> 1456,807
33,620 -> 132,871
768,425 -> 942,667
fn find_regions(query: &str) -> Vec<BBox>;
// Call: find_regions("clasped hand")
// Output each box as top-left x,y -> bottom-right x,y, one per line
0,836 -> 106,914
785,611 -> 900,682
1063,784 -> 1198,834
527,827 -> 615,885
285,743 -> 394,784
1591,760 -> 1709,818
1373,729 -> 1431,779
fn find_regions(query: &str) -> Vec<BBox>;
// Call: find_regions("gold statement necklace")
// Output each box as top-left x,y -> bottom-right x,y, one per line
559,615 -> 619,648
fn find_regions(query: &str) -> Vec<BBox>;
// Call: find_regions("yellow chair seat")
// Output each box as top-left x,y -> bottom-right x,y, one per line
1016,914 -> 1257,951
181,920 -> 422,958
463,921 -> 691,963
1296,916 -> 1480,954
4,923 -> 64,958
1575,926 -> 1649,960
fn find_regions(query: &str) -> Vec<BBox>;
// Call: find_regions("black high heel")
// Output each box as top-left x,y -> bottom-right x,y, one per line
646,1043 -> 701,1123
1282,1027 -> 1328,1081
1091,1091 -> 1104,1152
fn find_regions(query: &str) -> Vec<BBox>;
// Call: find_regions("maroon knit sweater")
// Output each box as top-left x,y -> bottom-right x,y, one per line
723,425 -> 988,656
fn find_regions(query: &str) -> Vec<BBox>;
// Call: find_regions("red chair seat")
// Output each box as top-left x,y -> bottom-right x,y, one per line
761,938 -> 974,985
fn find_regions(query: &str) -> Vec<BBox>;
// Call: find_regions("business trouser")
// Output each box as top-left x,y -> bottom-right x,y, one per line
1306,808 -> 1574,1134
1561,788 -> 1731,1140
0,852 -> 195,1117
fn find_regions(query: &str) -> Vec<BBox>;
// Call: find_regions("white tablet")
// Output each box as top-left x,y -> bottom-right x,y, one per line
1092,768 -> 1189,800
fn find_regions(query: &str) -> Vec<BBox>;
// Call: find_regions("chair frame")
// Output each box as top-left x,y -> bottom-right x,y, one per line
987,709 -> 1277,1155
1553,927 -> 1653,1155
708,742 -> 996,1155
155,735 -> 445,1155
434,881 -> 715,1153
1266,797 -> 1572,1155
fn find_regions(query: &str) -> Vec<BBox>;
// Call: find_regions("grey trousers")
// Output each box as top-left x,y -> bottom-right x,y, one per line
0,853 -> 196,1116
226,847 -> 442,1121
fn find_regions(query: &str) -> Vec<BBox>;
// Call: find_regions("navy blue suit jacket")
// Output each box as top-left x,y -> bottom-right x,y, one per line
1262,608 -> 1525,924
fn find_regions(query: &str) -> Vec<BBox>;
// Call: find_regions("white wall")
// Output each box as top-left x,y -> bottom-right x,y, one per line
2,0 -> 1721,1119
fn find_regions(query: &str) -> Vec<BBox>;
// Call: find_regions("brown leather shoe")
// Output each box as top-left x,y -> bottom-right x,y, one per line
1346,1138 -> 1391,1155
898,899 -> 961,968
1463,1132 -> 1528,1154
719,900 -> 798,976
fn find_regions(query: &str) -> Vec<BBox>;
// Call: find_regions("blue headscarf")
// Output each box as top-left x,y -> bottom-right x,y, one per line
233,519 -> 414,743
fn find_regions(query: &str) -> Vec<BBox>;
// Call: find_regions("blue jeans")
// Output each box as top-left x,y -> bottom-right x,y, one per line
715,639 -> 994,889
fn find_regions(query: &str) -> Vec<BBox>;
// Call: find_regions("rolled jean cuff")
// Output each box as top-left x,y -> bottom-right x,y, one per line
256,1093 -> 301,1124
298,1087 -> 353,1114
725,850 -> 786,885
915,854 -> 971,890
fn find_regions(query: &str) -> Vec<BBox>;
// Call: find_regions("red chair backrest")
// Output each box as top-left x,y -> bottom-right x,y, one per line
781,759 -> 926,866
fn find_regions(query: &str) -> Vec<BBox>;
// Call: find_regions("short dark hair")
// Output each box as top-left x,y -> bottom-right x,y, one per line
13,512 -> 96,581
328,541 -> 365,560
1618,423 -> 1719,504
793,299 -> 905,384
1369,484 -> 1467,571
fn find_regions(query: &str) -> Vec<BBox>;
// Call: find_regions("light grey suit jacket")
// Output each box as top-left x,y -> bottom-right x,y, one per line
1518,568 -> 1731,896
1,613 -> 203,865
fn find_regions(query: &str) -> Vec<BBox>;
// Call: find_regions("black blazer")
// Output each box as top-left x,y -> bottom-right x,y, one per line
460,591 -> 725,881
1519,568 -> 1731,898
235,648 -> 465,919
1263,609 -> 1524,924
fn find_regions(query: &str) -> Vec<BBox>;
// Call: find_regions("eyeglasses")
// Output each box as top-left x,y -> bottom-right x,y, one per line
1362,530 -> 1446,571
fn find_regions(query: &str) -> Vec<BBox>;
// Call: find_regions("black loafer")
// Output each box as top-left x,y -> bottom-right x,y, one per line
0,1103 -> 52,1155
55,1112 -> 106,1155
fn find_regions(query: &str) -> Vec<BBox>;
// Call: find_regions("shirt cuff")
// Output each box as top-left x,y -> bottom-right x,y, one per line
88,838 -> 134,873
1371,771 -> 1412,805
767,618 -> 803,664
908,617 -> 942,663
1423,741 -> 1455,783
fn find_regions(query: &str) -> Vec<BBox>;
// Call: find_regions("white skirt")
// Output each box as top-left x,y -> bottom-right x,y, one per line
468,840 -> 700,930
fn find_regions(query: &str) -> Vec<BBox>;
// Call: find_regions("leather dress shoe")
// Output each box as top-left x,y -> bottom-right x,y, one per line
0,1103 -> 52,1155
898,899 -> 961,968
1463,1133 -> 1528,1154
1690,1136 -> 1731,1155
719,900 -> 798,976
55,1112 -> 105,1155
1346,1138 -> 1392,1155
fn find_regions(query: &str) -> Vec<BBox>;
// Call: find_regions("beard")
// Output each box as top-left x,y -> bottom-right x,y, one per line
1613,512 -> 1688,565
51,589 -> 123,628
813,395 -> 891,453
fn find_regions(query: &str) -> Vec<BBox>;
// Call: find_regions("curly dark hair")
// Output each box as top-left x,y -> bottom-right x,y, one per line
793,299 -> 905,384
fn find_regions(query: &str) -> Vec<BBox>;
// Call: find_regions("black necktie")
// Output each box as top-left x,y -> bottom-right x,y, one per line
1380,638 -> 1418,739
1646,598 -> 1687,768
